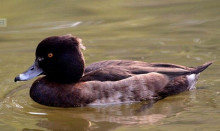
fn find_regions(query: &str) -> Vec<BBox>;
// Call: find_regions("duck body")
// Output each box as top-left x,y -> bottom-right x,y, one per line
15,35 -> 212,107
30,72 -> 170,107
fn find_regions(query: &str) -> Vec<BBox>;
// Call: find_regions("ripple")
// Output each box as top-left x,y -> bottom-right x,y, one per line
171,19 -> 213,27
28,112 -> 47,115
44,21 -> 81,30
12,99 -> 24,109
0,21 -> 82,34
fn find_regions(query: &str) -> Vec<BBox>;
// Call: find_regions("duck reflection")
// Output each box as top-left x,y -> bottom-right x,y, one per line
25,94 -> 193,131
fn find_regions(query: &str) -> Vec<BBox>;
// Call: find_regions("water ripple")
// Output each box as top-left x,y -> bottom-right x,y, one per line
28,112 -> 47,115
0,21 -> 82,34
44,21 -> 81,30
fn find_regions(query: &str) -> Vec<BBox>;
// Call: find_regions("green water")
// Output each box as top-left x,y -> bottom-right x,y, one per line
0,0 -> 220,130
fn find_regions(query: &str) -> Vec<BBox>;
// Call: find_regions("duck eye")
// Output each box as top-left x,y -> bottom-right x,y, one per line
48,53 -> 53,58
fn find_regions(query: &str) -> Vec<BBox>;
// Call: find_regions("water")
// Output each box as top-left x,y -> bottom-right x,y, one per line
0,0 -> 220,130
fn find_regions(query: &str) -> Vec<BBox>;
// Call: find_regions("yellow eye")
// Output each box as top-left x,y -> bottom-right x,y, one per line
48,53 -> 53,58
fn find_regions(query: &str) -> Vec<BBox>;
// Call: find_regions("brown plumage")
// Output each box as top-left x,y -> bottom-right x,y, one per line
82,60 -> 212,81
14,35 -> 213,107
31,73 -> 170,107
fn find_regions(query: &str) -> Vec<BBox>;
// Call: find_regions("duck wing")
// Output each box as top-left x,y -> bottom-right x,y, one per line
85,60 -> 195,73
127,61 -> 212,76
82,61 -> 212,82
81,67 -> 133,82
85,60 -> 151,73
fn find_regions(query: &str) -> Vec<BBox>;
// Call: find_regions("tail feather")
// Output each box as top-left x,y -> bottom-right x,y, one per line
191,61 -> 213,74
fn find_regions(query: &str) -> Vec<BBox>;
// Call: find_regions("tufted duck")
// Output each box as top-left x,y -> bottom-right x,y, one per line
14,34 -> 212,107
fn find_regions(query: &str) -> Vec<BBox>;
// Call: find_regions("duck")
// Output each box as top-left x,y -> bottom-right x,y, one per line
14,34 -> 212,107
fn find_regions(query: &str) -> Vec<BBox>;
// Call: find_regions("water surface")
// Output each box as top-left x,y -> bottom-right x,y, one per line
0,0 -> 220,130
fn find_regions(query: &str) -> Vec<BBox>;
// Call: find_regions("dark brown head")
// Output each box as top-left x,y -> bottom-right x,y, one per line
15,34 -> 86,83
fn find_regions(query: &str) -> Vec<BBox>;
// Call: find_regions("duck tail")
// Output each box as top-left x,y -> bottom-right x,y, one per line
191,61 -> 213,74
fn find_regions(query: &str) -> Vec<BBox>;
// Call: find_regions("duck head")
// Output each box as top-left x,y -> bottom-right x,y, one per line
15,34 -> 86,83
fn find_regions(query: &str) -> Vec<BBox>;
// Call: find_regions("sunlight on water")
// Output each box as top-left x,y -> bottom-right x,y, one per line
0,0 -> 220,130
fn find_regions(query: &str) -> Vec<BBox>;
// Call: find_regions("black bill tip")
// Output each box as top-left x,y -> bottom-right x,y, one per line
14,76 -> 20,82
